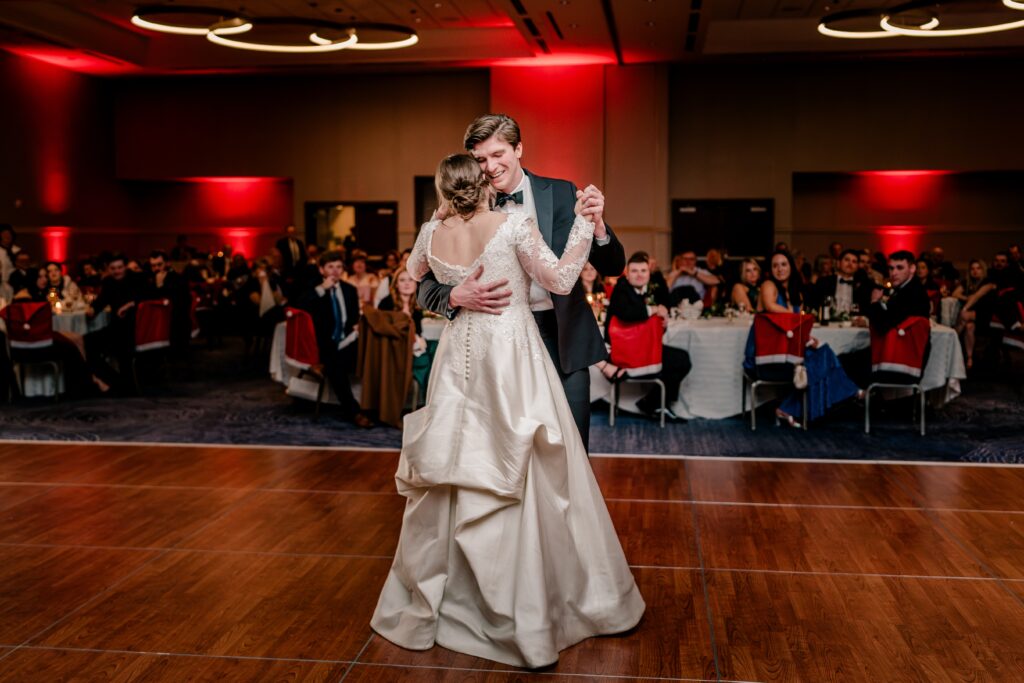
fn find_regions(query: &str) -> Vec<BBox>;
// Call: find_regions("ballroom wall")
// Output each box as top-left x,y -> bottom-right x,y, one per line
668,57 -> 1024,263
4,48 -> 1022,269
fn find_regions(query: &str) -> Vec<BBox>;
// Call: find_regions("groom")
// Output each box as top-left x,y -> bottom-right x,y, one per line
418,113 -> 626,449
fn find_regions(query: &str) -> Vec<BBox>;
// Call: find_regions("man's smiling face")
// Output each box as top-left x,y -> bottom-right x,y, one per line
470,134 -> 524,194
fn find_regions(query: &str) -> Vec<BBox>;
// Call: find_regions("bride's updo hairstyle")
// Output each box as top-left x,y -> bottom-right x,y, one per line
436,154 -> 489,219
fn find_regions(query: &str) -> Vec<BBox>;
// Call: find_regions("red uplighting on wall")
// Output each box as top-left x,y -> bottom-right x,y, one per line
877,225 -> 923,256
856,170 -> 951,212
222,228 -> 257,259
179,177 -> 291,223
41,227 -> 72,264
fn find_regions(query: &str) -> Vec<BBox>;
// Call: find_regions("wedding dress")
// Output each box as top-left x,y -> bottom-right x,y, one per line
371,211 -> 645,668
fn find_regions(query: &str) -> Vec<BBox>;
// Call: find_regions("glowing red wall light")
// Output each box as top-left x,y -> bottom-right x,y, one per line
182,177 -> 290,223
855,170 -> 951,212
41,226 -> 72,264
222,228 -> 257,259
877,225 -> 923,256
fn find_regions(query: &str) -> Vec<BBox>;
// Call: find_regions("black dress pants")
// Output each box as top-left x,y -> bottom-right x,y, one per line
534,310 -> 592,452
322,344 -> 361,418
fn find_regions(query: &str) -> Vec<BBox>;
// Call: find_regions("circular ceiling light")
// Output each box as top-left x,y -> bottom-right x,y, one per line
1006,0 -> 1024,9
818,8 -> 901,38
131,5 -> 252,36
882,0 -> 1024,36
310,23 -> 419,50
207,18 -> 358,53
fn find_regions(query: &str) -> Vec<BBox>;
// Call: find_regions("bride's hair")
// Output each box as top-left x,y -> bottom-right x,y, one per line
435,154 -> 489,219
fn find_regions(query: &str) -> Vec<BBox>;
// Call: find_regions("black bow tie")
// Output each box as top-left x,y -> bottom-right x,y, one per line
838,278 -> 855,285
495,190 -> 524,207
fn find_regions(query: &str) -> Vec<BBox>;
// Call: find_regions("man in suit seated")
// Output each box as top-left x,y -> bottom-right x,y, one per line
86,253 -> 146,389
860,249 -> 932,384
606,252 -> 692,422
810,248 -> 876,316
146,250 -> 191,354
300,250 -> 372,429
7,251 -> 34,296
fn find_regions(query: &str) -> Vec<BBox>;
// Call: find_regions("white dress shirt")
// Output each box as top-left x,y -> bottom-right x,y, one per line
834,275 -> 855,313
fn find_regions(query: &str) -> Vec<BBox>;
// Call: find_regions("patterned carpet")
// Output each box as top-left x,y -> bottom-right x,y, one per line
2,340 -> 1022,463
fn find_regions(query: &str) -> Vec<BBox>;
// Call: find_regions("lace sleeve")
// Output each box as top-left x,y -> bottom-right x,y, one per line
406,220 -> 436,282
512,213 -> 595,295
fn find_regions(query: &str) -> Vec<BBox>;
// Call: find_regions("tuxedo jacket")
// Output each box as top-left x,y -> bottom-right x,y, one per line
299,280 -> 360,359
276,236 -> 306,273
606,278 -> 670,332
417,169 -> 626,374
867,277 -> 931,334
810,273 -> 873,312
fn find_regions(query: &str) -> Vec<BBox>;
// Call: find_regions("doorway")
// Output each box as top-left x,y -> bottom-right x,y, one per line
304,201 -> 398,257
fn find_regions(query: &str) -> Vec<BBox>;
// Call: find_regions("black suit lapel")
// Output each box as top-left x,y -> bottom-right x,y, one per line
526,169 -> 554,248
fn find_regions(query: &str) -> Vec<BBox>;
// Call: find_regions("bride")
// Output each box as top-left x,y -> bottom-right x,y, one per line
371,154 -> 645,668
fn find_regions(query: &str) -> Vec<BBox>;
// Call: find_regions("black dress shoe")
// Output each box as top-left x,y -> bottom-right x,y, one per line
352,412 -> 374,429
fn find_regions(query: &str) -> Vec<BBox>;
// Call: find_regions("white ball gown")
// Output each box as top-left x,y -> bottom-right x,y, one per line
370,210 -> 645,668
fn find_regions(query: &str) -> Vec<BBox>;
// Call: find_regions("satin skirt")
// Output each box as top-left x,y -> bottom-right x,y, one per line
371,309 -> 645,668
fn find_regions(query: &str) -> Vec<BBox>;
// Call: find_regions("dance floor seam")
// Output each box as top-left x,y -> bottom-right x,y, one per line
8,479 -> 1024,515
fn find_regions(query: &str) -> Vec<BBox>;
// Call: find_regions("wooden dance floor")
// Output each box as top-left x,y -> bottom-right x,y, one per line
1,442 -> 1024,682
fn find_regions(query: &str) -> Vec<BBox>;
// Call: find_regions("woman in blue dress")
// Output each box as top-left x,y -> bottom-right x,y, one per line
744,250 -> 861,428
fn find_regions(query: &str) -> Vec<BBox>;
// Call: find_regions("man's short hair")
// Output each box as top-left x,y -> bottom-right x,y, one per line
628,251 -> 650,266
150,250 -> 168,261
464,113 -> 521,150
888,250 -> 915,264
108,252 -> 127,265
318,250 -> 345,267
839,248 -> 859,261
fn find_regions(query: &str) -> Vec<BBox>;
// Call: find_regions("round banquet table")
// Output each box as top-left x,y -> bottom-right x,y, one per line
589,317 -> 967,420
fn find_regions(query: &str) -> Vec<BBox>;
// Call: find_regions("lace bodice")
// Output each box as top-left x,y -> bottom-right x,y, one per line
407,211 -> 595,369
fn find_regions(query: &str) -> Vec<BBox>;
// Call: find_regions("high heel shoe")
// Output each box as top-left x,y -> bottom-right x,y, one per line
775,408 -> 802,429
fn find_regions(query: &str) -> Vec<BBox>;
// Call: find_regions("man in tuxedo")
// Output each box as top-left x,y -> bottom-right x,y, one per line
300,250 -> 372,429
606,252 -> 691,422
417,113 -> 625,449
810,248 -> 874,315
861,250 -> 932,383
276,225 -> 306,278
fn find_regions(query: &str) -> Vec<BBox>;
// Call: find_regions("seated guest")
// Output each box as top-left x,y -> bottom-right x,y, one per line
12,267 -> 48,302
300,250 -> 372,428
8,252 -> 34,295
928,246 -> 960,285
0,224 -> 21,288
859,249 -> 886,286
731,258 -> 762,313
1010,243 -> 1022,270
44,262 -> 83,307
953,259 -> 987,368
86,254 -> 145,373
705,249 -> 726,297
254,253 -> 289,333
580,262 -> 600,296
378,268 -> 432,394
810,249 -> 874,316
170,234 -> 196,262
275,224 -> 305,279
146,250 -> 191,351
373,249 -> 411,307
810,254 -> 833,284
648,255 -> 669,293
915,258 -> 942,316
345,249 -> 379,308
749,249 -> 860,427
862,250 -> 932,384
78,260 -> 102,292
958,250 -> 1024,344
605,252 -> 692,422
666,250 -> 719,306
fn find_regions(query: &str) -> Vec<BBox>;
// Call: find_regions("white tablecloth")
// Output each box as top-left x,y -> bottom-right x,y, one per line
590,318 -> 966,420
2,308 -> 110,397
